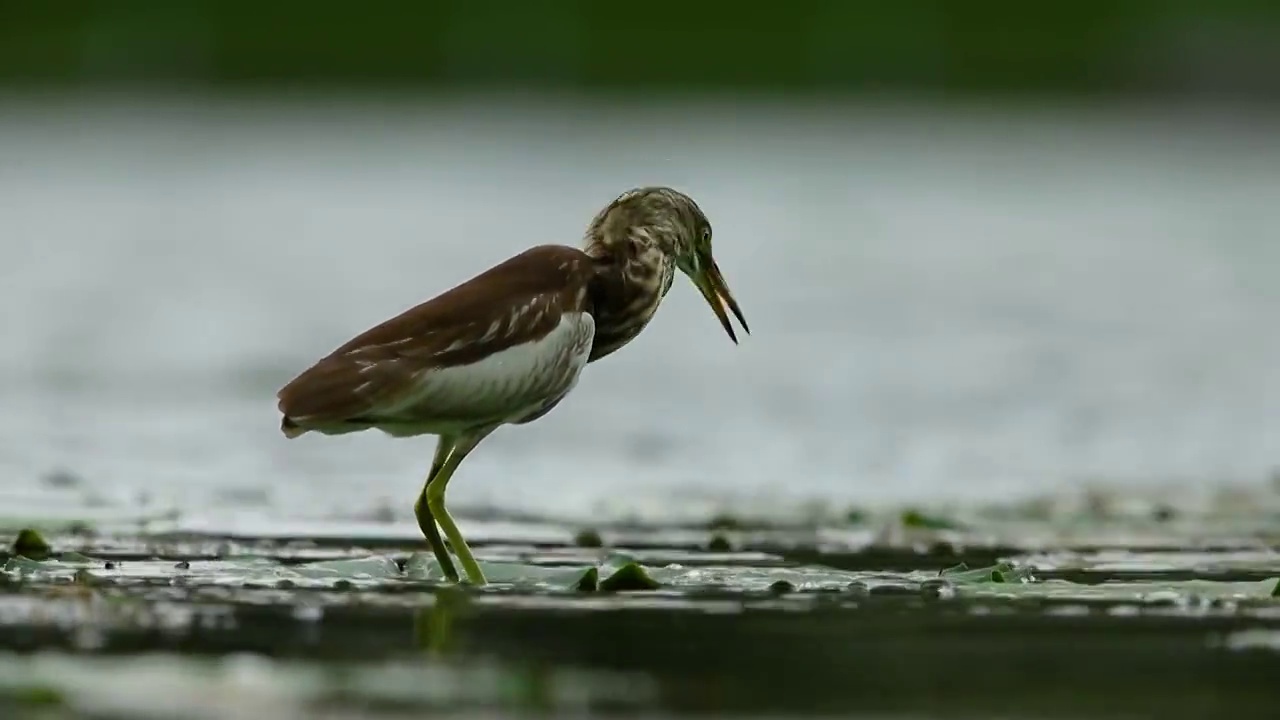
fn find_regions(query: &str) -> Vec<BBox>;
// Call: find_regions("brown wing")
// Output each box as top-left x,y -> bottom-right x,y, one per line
277,244 -> 595,432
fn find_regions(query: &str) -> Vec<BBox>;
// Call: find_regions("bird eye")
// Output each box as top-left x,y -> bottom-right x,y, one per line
701,227 -> 711,242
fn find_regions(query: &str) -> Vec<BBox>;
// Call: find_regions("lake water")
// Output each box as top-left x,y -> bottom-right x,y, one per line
2,92 -> 1277,534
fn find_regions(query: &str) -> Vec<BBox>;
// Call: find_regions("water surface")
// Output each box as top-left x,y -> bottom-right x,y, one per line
1,92 -> 1277,531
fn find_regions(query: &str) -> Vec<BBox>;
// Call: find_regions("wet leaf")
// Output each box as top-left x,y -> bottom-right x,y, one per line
900,509 -> 967,531
939,562 -> 1034,584
769,579 -> 796,595
397,553 -> 659,592
844,508 -> 869,525
574,528 -> 604,548
11,528 -> 51,560
402,554 -> 597,589
287,556 -> 401,581
5,549 -> 95,577
706,533 -> 732,552
598,553 -> 660,591
3,555 -> 49,576
955,577 -> 1280,602
2,685 -> 64,707
58,552 -> 95,565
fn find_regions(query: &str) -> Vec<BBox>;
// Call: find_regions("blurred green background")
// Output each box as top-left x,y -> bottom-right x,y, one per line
3,0 -> 1278,98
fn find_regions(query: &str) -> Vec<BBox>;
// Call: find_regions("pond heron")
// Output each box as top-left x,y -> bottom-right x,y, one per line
276,187 -> 748,585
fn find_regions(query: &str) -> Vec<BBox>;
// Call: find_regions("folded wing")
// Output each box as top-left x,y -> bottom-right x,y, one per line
277,244 -> 596,436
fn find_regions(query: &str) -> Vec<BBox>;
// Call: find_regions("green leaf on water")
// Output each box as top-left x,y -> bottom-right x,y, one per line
769,579 -> 796,595
573,528 -> 604,548
4,555 -> 48,576
11,528 -> 51,560
574,567 -> 600,592
956,576 -> 1280,602
939,562 -> 1033,584
58,552 -> 95,565
287,556 -> 401,581
706,533 -> 732,552
403,554 -> 598,589
3,554 -> 114,583
597,553 -> 660,591
400,553 -> 658,592
1235,577 -> 1280,600
901,509 -> 967,531
934,562 -> 1277,601
844,507 -> 869,525
2,685 -> 64,707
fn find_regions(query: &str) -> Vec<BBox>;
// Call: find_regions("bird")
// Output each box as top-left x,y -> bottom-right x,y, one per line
275,186 -> 748,586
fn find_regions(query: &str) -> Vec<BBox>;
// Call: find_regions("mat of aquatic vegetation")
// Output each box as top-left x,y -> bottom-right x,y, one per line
2,490 -> 1280,720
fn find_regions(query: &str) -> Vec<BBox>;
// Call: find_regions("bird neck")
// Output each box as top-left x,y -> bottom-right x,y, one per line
583,235 -> 674,362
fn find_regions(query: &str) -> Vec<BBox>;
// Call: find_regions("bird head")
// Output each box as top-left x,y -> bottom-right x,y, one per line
585,186 -> 750,343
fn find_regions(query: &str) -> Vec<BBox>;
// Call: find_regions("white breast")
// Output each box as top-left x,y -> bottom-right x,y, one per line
375,311 -> 596,436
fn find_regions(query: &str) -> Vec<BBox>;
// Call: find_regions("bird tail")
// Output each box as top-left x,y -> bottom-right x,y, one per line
280,415 -> 308,439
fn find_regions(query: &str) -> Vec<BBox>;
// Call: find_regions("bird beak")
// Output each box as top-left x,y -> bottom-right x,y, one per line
693,258 -> 749,343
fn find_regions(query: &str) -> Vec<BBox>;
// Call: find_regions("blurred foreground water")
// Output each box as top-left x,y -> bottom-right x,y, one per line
1,92 -> 1277,532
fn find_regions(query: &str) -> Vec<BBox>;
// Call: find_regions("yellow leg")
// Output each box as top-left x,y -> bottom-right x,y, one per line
414,437 -> 459,582
426,427 -> 494,586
